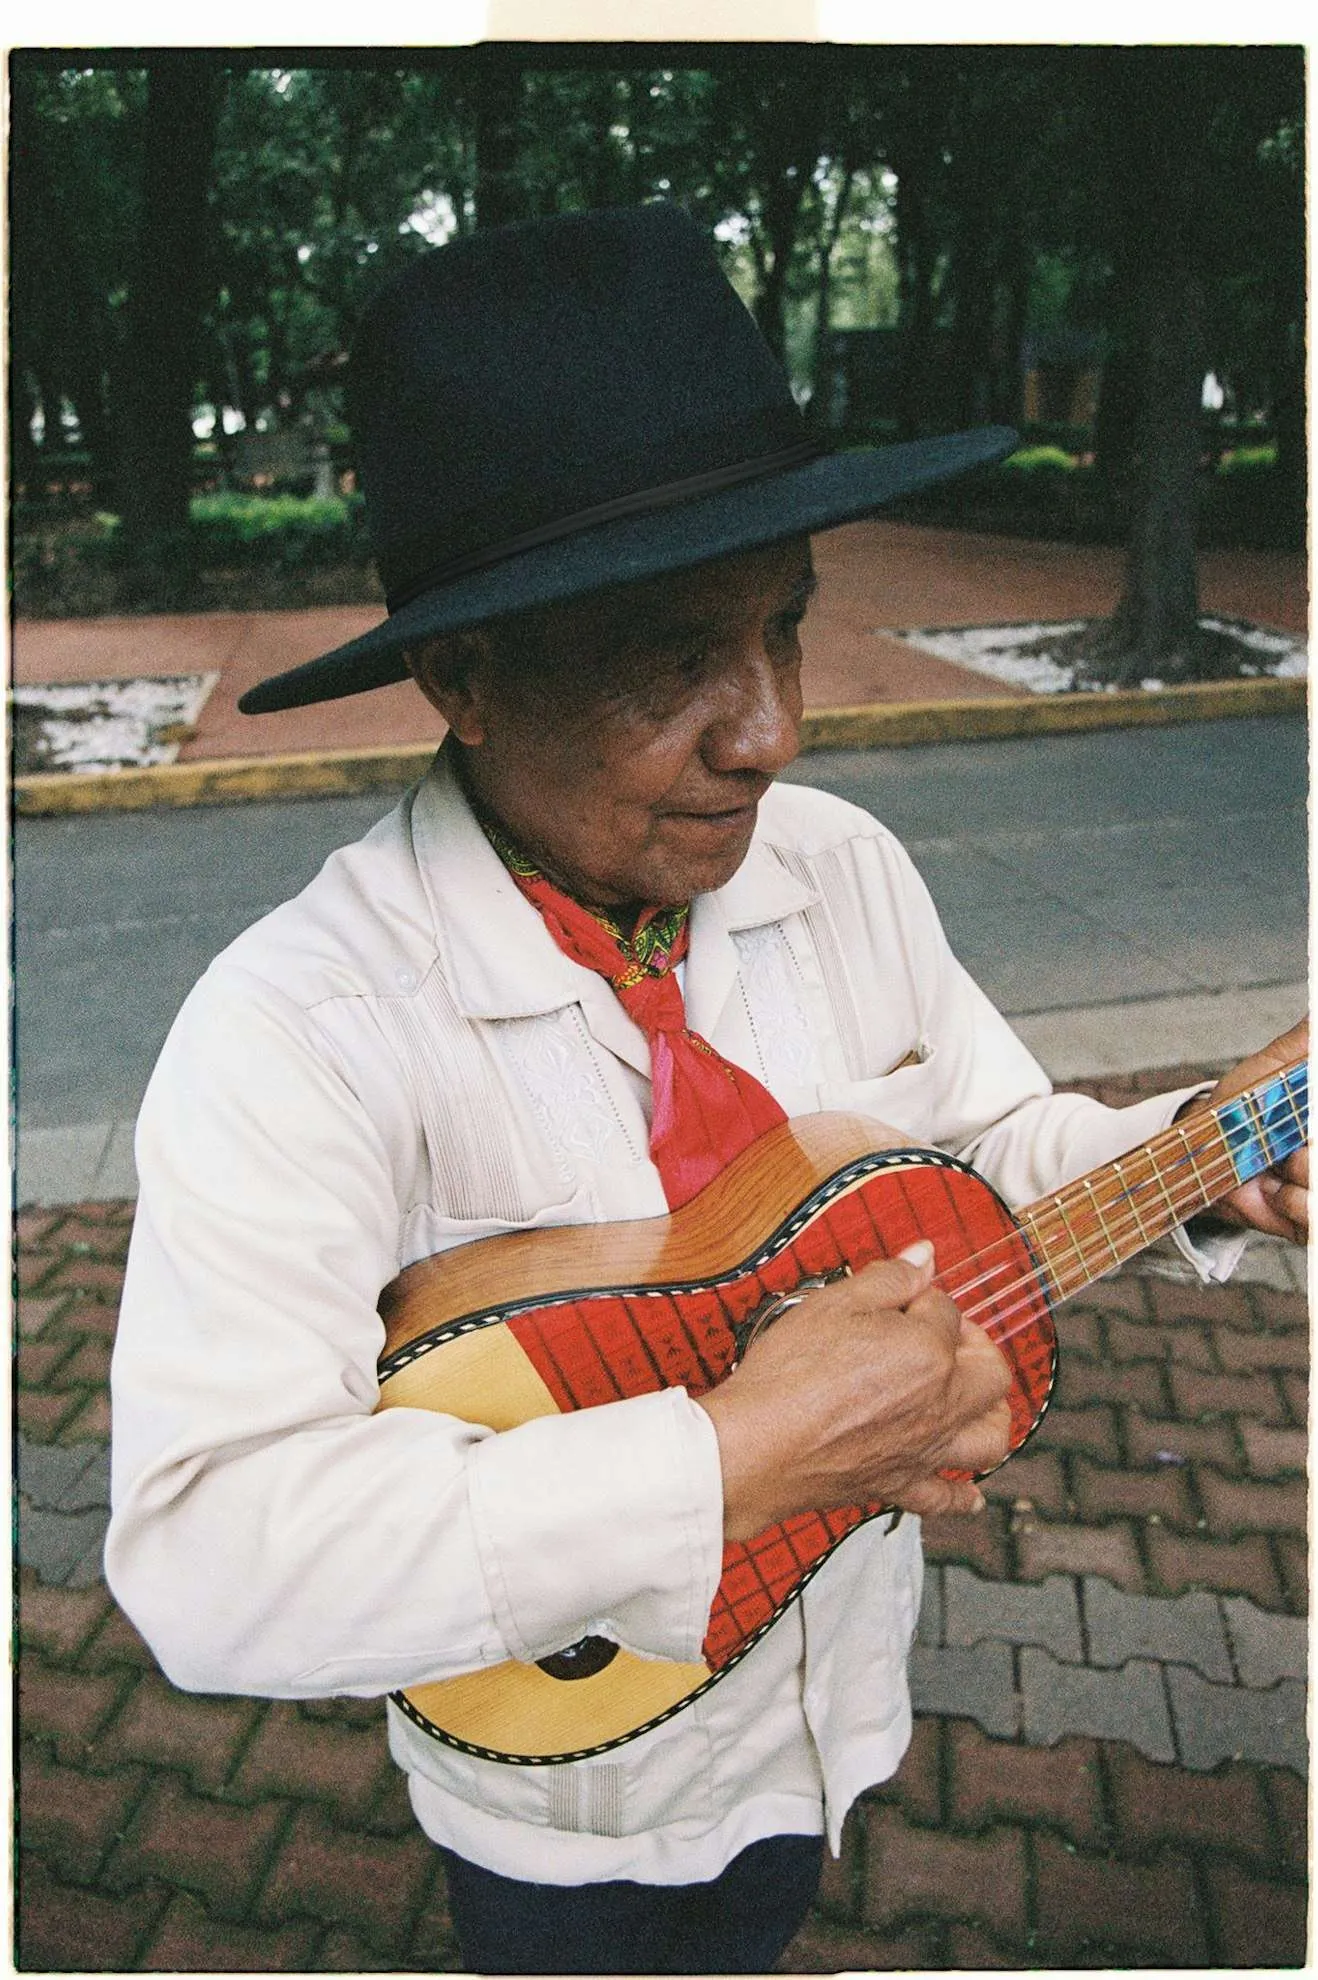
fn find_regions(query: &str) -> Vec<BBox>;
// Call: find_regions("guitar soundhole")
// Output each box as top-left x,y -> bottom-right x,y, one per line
536,1634 -> 619,1681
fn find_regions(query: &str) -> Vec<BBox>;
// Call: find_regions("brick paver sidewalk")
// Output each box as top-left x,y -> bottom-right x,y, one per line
15,1068 -> 1308,1971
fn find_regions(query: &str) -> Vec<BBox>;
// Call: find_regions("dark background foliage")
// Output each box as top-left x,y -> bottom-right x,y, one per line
8,42 -> 1307,678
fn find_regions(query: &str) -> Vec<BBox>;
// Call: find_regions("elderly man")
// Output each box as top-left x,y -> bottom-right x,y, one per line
107,205 -> 1306,1975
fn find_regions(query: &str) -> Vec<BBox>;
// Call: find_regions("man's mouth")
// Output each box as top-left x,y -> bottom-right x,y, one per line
665,782 -> 770,826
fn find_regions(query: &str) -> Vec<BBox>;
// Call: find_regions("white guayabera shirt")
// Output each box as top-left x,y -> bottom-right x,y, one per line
106,744 -> 1229,1885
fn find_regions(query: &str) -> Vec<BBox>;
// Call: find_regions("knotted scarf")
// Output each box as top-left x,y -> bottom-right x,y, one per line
487,825 -> 786,1209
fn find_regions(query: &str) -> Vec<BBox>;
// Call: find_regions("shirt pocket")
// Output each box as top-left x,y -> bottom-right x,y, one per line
400,1186 -> 598,1273
816,1045 -> 945,1149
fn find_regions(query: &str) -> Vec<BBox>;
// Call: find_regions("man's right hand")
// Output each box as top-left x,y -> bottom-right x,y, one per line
695,1240 -> 1012,1542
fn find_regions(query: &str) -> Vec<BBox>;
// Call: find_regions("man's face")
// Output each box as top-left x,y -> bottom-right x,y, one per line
417,540 -> 814,909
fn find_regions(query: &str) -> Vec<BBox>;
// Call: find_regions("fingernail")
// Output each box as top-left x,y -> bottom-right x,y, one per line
1260,1175 -> 1282,1198
898,1240 -> 934,1269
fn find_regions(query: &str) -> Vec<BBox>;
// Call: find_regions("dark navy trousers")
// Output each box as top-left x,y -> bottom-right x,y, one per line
438,1833 -> 825,1974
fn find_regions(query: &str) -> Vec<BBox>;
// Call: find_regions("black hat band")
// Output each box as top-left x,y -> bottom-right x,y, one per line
382,428 -> 824,611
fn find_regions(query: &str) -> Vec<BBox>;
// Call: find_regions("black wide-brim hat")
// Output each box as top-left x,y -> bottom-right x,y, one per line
240,203 -> 1015,715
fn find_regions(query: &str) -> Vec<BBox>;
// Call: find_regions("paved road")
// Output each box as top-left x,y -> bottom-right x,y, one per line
14,718 -> 1306,1195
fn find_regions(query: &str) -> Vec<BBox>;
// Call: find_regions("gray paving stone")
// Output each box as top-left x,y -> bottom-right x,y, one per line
17,1436 -> 111,1513
94,1117 -> 139,1198
1167,1665 -> 1307,1775
908,1640 -> 1019,1738
18,1499 -> 110,1586
1013,982 -> 1307,1084
1082,1576 -> 1233,1683
1221,1595 -> 1310,1687
1019,1647 -> 1175,1761
943,1566 -> 1082,1661
17,1122 -> 114,1208
916,1566 -> 943,1647
1230,1235 -> 1308,1294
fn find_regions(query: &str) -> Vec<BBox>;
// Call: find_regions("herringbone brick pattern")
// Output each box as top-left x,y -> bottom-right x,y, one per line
13,1067 -> 1309,1969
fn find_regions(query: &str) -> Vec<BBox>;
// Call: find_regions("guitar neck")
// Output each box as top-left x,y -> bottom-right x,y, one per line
1004,1057 -> 1308,1307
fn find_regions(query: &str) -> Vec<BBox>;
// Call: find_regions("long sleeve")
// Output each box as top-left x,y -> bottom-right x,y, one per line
105,962 -> 724,1700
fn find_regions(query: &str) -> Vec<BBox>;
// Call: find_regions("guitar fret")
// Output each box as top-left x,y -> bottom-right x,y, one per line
1045,1193 -> 1092,1293
1081,1178 -> 1124,1269
1173,1122 -> 1217,1213
1244,1087 -> 1270,1176
1112,1155 -> 1154,1243
1217,1066 -> 1308,1187
1148,1135 -> 1195,1229
1260,1069 -> 1306,1166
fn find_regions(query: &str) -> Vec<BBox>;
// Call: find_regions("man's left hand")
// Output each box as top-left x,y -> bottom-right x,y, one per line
1179,1017 -> 1309,1243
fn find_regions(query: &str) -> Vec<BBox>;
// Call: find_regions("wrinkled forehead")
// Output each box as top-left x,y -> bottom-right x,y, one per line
505,537 -> 817,671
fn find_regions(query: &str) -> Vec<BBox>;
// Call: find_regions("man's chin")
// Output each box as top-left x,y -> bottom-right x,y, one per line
648,810 -> 760,901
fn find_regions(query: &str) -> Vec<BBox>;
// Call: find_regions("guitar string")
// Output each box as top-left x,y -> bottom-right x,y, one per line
951,1131 -> 1307,1354
934,1111 -> 1307,1351
938,1101 -> 1306,1322
937,1067 -> 1306,1312
950,1129 -> 1300,1343
963,1069 -> 1306,1297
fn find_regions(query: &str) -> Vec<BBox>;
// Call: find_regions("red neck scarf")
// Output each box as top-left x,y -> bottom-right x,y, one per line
486,824 -> 785,1209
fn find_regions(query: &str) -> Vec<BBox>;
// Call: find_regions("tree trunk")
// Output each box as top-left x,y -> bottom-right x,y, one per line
994,228 -> 1032,428
1268,231 -> 1307,551
806,164 -> 855,425
11,366 -> 42,488
1079,52 -> 1216,685
750,147 -> 820,363
1091,260 -> 1206,681
115,54 -> 222,593
946,189 -> 995,428
732,71 -> 826,368
893,164 -> 939,439
473,59 -> 529,230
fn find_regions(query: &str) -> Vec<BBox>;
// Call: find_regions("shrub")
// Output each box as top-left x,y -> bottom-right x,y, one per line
186,492 -> 372,568
1217,443 -> 1279,475
999,445 -> 1080,476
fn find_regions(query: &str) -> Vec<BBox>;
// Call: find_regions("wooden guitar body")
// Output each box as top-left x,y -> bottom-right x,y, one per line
374,1056 -> 1305,1764
376,1113 -> 1056,1764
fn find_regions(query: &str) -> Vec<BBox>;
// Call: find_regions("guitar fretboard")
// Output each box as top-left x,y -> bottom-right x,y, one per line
1022,1059 -> 1308,1303
940,1058 -> 1307,1346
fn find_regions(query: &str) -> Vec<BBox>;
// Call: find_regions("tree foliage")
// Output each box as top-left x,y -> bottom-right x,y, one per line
9,45 -> 1306,666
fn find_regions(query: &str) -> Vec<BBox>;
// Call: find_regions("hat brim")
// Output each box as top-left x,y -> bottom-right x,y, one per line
239,426 -> 1016,714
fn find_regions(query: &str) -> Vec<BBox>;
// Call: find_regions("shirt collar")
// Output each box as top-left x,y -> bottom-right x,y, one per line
410,744 -> 819,1039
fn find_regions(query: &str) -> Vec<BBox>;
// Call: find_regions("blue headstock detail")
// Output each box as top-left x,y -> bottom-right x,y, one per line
1217,1061 -> 1309,1187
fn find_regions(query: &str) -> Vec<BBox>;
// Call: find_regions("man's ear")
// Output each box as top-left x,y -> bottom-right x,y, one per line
405,631 -> 495,745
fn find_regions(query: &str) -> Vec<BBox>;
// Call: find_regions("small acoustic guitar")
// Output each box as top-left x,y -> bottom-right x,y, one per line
376,1057 -> 1306,1766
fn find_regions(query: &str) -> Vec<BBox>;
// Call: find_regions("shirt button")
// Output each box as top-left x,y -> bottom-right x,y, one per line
395,966 -> 419,992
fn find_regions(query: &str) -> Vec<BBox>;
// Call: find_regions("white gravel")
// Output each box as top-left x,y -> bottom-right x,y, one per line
892,619 -> 1307,695
11,674 -> 219,773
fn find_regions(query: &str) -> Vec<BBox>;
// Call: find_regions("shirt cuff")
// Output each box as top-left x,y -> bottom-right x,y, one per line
1165,1082 -> 1251,1284
1170,1222 -> 1251,1285
467,1386 -> 725,1666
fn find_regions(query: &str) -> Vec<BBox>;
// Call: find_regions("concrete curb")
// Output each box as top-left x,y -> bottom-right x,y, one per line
13,675 -> 1305,817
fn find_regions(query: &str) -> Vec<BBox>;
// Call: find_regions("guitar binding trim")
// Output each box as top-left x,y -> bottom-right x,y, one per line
382,1144 -> 1060,1765
382,1145 -> 1000,1378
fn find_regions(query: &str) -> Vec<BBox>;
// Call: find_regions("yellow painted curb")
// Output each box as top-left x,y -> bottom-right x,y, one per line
799,673 -> 1306,750
13,744 -> 441,816
13,675 -> 1305,817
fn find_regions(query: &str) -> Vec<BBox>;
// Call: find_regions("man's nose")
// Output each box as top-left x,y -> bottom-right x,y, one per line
701,651 -> 802,777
